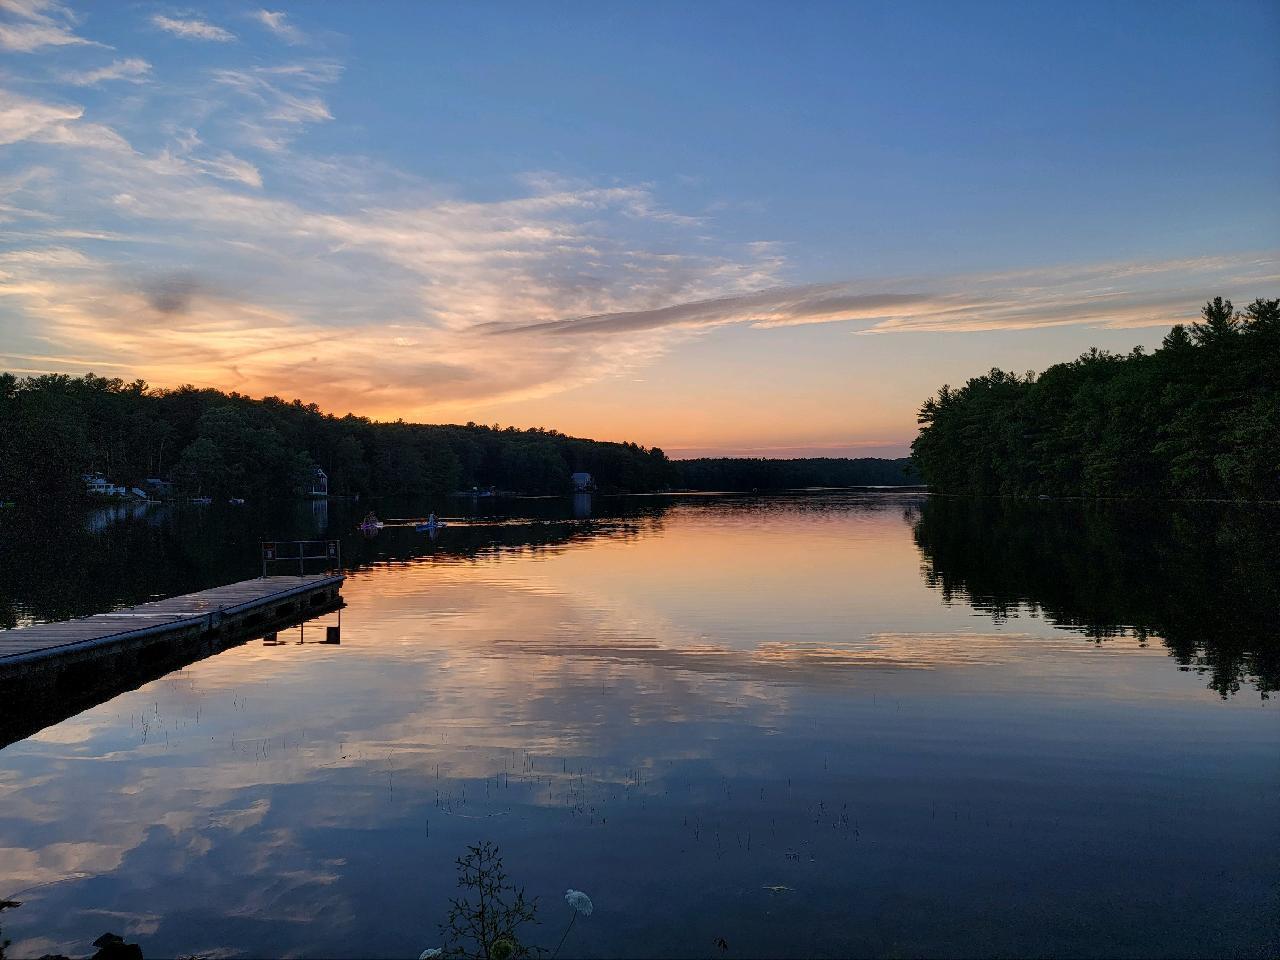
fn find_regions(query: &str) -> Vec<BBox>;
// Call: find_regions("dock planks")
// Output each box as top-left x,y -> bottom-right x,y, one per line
0,574 -> 345,668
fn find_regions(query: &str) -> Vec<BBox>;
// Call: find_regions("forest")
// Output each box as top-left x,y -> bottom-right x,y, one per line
911,297 -> 1280,499
0,374 -> 921,510
0,375 -> 678,509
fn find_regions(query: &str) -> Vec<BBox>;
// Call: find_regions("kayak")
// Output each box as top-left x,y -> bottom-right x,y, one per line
415,521 -> 447,532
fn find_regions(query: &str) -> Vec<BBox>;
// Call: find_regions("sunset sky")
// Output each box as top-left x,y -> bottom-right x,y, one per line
1,0 -> 1277,457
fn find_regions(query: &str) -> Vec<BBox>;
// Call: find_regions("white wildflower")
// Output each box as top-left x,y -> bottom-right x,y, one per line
419,949 -> 443,959
564,889 -> 593,916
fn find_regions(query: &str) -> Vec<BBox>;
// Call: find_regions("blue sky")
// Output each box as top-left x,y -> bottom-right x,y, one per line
1,0 -> 1277,455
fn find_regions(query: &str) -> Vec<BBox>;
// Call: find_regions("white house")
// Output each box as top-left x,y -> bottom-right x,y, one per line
83,473 -> 131,498
570,471 -> 593,492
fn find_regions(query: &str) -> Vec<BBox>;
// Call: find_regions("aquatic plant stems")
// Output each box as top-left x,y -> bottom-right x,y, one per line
550,910 -> 576,959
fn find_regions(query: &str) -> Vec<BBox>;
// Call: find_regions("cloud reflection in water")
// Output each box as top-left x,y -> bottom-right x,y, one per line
0,496 -> 1276,958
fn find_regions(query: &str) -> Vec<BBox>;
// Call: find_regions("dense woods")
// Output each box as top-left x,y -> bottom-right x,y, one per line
0,375 -> 922,510
911,297 -> 1280,499
0,376 -> 678,509
676,456 -> 917,490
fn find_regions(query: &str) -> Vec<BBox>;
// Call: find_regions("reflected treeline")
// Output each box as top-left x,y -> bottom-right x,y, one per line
0,505 -> 252,629
0,496 -> 674,630
911,497 -> 1280,696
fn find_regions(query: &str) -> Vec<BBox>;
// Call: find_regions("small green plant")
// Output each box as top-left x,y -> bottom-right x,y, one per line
438,842 -> 541,959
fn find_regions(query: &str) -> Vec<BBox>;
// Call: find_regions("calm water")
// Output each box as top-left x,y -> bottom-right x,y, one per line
0,493 -> 1277,958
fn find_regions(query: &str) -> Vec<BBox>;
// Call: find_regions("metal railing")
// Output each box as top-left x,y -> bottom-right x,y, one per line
260,540 -> 342,577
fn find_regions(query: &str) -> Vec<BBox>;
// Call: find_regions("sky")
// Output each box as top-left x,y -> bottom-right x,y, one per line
1,0 -> 1277,457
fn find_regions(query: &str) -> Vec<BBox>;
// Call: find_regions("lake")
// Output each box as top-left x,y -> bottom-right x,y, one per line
0,492 -> 1276,958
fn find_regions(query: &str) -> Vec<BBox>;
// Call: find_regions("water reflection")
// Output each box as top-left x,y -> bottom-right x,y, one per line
0,494 -> 1276,958
0,599 -> 346,751
912,497 -> 1280,696
0,496 -> 671,630
309,497 -> 329,533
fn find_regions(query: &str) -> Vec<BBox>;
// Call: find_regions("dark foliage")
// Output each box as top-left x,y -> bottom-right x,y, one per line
674,456 -> 919,490
440,842 -> 541,960
0,374 -> 921,510
911,298 -> 1280,499
0,375 -> 679,509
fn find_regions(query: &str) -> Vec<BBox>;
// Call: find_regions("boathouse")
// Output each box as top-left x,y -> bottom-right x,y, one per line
83,473 -> 129,497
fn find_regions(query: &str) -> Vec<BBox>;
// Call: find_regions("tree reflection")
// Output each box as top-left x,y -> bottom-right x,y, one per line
0,497 -> 673,630
911,497 -> 1280,697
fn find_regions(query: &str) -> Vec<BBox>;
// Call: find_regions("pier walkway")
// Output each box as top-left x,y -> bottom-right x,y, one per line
0,574 -> 344,678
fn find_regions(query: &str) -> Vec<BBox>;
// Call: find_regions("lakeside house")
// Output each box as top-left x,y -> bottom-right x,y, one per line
84,475 -> 170,501
82,473 -> 131,498
308,466 -> 329,498
571,471 -> 594,492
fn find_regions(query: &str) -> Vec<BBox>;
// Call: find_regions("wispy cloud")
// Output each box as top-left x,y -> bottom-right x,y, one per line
0,88 -> 129,150
150,13 -> 234,42
252,8 -> 305,44
484,254 -> 1280,339
192,149 -> 262,188
0,90 -> 82,145
0,0 -> 99,52
159,129 -> 263,188
0,92 -> 781,415
212,61 -> 340,145
0,149 -> 778,414
0,9 -> 1274,431
62,57 -> 152,86
3,81 -> 1273,420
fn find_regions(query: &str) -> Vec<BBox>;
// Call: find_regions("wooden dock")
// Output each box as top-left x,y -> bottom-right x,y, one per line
0,574 -> 344,672
0,574 -> 345,747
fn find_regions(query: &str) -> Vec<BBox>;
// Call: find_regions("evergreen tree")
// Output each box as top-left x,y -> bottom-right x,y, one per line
911,296 -> 1280,501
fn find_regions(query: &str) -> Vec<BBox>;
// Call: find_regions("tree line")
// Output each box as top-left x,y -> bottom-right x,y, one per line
676,456 -> 918,490
0,374 -> 921,511
0,375 -> 677,509
911,297 -> 1280,499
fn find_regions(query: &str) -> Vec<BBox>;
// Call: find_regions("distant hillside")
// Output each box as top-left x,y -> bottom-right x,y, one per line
674,456 -> 919,490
